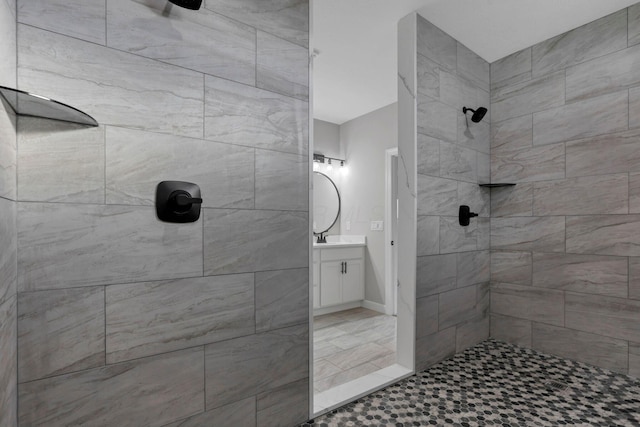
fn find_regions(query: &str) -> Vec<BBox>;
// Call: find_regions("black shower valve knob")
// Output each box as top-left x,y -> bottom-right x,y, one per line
156,181 -> 203,223
459,205 -> 478,227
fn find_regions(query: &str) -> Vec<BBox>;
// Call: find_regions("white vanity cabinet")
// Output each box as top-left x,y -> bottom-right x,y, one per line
314,245 -> 365,309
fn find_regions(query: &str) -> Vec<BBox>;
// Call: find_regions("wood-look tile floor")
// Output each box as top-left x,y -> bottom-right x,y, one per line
313,308 -> 396,393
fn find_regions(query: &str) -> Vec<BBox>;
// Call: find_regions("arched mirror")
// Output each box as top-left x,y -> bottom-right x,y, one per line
313,172 -> 340,234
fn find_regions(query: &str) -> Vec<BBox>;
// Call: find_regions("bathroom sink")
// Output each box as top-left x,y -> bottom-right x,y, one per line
313,235 -> 366,248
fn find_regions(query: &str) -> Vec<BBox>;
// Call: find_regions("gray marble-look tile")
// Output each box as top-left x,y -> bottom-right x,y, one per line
18,203 -> 203,290
439,216 -> 477,254
415,327 -> 456,371
491,142 -> 565,183
416,295 -> 438,339
630,2 -> 640,47
491,115 -> 532,150
18,25 -> 204,138
255,150 -> 308,211
458,114 -> 490,155
0,0 -> 16,88
476,218 -> 490,251
491,217 -> 565,252
417,216 -> 439,256
204,75 -> 308,155
490,282 -> 564,326
257,30 -> 308,101
532,322 -> 628,374
417,93 -> 457,142
440,141 -> 477,183
490,313 -> 532,348
491,183 -> 533,217
417,53 -> 440,99
0,295 -> 17,427
106,274 -> 254,363
257,378 -> 308,427
491,71 -> 564,123
203,208 -> 308,275
417,133 -> 440,177
19,347 -> 204,427
204,0 -> 308,48
491,251 -> 532,285
18,0 -> 105,45
440,71 -> 490,119
533,174 -> 628,215
416,15 -> 456,71
533,90 -> 628,146
256,268 -> 308,332
107,0 -> 255,85
314,362 -> 379,393
205,324 -> 308,409
477,152 -> 490,184
416,254 -> 456,298
566,129 -> 640,178
313,359 -> 341,381
18,288 -> 105,383
566,43 -> 640,102
566,215 -> 640,256
565,292 -> 640,342
630,257 -> 640,300
0,100 -> 16,200
457,250 -> 490,288
533,253 -> 627,297
458,181 -> 489,217
456,315 -> 489,353
106,126 -> 254,208
164,397 -> 256,427
0,197 -> 16,304
531,9 -> 627,78
18,117 -> 105,203
329,342 -> 392,370
417,174 -> 457,216
439,285 -> 477,330
631,87 -> 640,130
630,342 -> 640,378
490,48 -> 531,89
457,42 -> 489,91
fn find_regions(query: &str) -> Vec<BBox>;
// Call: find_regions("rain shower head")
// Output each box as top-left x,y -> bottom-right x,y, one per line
462,106 -> 487,123
168,0 -> 202,10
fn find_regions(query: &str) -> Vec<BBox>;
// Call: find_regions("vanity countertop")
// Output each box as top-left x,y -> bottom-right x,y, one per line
313,235 -> 366,248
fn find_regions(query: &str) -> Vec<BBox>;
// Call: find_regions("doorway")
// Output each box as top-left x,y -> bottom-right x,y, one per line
385,148 -> 399,317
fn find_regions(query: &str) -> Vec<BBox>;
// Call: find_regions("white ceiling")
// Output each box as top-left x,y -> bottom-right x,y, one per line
312,0 -> 640,125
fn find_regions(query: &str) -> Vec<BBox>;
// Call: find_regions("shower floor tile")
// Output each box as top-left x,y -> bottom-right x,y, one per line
303,339 -> 640,426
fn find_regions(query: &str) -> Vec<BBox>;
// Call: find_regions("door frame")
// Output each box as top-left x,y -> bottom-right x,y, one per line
384,147 -> 398,316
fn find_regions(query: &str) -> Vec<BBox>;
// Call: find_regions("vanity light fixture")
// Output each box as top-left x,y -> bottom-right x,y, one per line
313,153 -> 346,173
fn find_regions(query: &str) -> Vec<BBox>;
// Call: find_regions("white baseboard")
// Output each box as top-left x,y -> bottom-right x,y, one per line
313,301 -> 361,316
362,300 -> 387,314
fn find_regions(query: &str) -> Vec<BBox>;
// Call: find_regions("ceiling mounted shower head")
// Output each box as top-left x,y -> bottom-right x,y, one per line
168,0 -> 202,10
462,106 -> 487,123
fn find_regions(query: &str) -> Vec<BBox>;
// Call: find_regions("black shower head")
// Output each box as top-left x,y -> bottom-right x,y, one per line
462,106 -> 487,123
168,0 -> 202,10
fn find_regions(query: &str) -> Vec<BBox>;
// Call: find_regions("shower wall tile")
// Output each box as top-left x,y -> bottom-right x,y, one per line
491,251 -> 532,285
416,15 -> 456,71
456,42 -> 489,91
256,378 -> 308,427
416,254 -> 456,298
457,115 -> 490,155
490,48 -> 531,90
18,0 -> 105,45
416,295 -> 439,339
0,101 -> 16,200
491,142 -> 565,183
439,216 -> 477,253
0,197 -> 16,304
417,175 -> 457,216
107,0 -> 256,85
490,282 -> 564,326
491,115 -> 532,150
630,257 -> 640,300
164,397 -> 256,427
417,133 -> 440,177
491,184 -> 533,217
490,313 -> 532,348
18,25 -> 204,138
477,218 -> 490,251
415,327 -> 456,371
532,174 -> 629,216
204,0 -> 309,47
456,315 -> 489,353
257,31 -> 308,101
630,342 -> 640,378
18,118 -> 105,204
629,3 -> 640,47
566,215 -> 640,256
106,274 -> 255,363
18,347 -> 204,427
417,216 -> 439,256
417,94 -> 457,142
204,324 -> 308,409
439,285 -> 477,329
457,250 -> 490,288
106,127 -> 254,209
491,217 -> 565,252
18,287 -> 105,383
18,203 -> 203,290
477,152 -> 490,184
566,129 -> 640,177
255,150 -> 308,211
532,323 -> 628,374
417,54 -> 440,99
532,90 -> 628,146
565,292 -> 640,342
566,43 -> 640,102
0,0 -> 16,88
531,9 -> 627,78
439,141 -> 477,182
490,71 -> 564,123
532,253 -> 628,297
203,208 -> 308,275
458,181 -> 489,217
204,75 -> 308,155
629,86 -> 640,129
255,268 -> 308,332
0,295 -> 17,427
440,71 -> 489,114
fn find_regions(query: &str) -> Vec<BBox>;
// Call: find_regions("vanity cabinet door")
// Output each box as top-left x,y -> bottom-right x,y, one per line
313,261 -> 320,308
320,261 -> 343,307
342,258 -> 364,302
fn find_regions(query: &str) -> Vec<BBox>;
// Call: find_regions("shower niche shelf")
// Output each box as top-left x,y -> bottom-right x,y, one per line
479,183 -> 516,188
0,86 -> 98,127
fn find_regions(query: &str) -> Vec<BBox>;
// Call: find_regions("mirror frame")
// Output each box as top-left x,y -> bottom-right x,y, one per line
313,171 -> 341,235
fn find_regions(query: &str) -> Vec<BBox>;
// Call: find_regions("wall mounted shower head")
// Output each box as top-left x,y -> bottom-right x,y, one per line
462,106 -> 487,123
168,0 -> 202,10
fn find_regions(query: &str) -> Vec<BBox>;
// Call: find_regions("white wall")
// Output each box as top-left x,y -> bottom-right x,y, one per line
313,119 -> 342,235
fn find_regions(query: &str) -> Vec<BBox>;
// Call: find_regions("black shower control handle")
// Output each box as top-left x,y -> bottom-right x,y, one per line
173,193 -> 203,206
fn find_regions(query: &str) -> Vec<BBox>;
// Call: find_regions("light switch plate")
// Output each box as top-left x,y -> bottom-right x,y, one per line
370,220 -> 384,231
